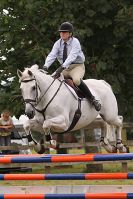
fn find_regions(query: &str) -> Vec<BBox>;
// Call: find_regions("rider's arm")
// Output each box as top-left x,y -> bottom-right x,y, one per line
62,38 -> 85,69
44,40 -> 59,69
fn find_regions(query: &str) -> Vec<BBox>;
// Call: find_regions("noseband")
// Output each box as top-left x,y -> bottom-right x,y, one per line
21,78 -> 39,106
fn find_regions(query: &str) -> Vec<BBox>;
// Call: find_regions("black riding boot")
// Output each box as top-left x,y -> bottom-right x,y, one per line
78,80 -> 101,111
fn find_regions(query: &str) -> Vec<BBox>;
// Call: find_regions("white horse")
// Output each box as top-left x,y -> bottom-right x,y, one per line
17,64 -> 128,154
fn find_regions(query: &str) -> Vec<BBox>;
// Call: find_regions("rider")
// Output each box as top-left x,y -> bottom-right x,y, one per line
43,22 -> 101,111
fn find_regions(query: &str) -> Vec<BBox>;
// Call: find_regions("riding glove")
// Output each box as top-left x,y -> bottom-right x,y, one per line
43,65 -> 48,72
53,66 -> 64,79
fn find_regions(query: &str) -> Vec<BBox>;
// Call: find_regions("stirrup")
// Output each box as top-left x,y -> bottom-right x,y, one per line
92,99 -> 101,111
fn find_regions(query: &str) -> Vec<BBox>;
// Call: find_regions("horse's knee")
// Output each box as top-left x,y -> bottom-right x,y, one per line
43,120 -> 52,129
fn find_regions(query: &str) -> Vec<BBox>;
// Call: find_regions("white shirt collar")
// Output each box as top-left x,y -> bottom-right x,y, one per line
61,37 -> 73,45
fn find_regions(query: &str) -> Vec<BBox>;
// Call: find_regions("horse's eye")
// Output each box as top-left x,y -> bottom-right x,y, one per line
32,86 -> 36,91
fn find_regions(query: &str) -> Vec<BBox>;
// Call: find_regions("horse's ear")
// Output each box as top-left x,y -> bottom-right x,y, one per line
28,70 -> 33,76
17,69 -> 23,78
31,64 -> 39,70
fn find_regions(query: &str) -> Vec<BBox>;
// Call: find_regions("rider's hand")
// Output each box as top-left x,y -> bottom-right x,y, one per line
53,66 -> 64,79
43,65 -> 48,72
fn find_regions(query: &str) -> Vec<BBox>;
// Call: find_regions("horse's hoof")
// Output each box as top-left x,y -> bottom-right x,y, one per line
118,145 -> 130,153
50,139 -> 57,147
33,139 -> 46,154
34,143 -> 46,154
111,145 -> 117,153
124,145 -> 130,153
116,141 -> 130,153
28,141 -> 35,147
50,142 -> 59,150
45,140 -> 58,150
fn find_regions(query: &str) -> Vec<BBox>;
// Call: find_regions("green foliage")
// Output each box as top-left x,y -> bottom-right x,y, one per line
0,0 -> 133,120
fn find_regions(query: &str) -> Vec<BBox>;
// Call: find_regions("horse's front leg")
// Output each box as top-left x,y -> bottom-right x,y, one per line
43,116 -> 68,147
23,118 -> 46,154
42,115 -> 68,150
34,115 -> 67,153
22,118 -> 36,145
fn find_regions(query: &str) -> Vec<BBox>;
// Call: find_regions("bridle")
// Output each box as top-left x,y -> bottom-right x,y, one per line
21,78 -> 40,106
21,76 -> 63,118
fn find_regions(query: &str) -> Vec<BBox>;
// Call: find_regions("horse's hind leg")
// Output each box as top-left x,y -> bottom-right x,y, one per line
100,121 -> 117,153
115,116 -> 129,153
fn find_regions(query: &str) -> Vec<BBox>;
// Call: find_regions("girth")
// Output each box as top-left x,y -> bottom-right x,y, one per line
60,97 -> 82,134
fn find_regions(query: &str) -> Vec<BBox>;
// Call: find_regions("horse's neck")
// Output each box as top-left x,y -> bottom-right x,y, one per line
35,72 -> 53,91
35,72 -> 61,105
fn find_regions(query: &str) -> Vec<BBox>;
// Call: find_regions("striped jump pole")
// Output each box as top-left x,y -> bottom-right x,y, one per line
0,153 -> 133,163
0,193 -> 133,199
0,173 -> 133,180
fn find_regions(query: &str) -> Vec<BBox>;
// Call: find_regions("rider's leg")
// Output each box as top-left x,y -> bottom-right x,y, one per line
78,79 -> 101,111
62,63 -> 101,111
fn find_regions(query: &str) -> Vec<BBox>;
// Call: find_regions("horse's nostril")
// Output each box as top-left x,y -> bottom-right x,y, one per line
30,114 -> 33,119
31,110 -> 34,118
25,110 -> 34,119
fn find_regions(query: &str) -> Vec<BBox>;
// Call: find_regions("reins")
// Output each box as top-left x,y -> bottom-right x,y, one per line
21,75 -> 64,119
34,80 -> 64,118
36,78 -> 56,105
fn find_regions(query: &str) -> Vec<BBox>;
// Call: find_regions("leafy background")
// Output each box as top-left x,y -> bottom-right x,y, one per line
0,0 -> 133,121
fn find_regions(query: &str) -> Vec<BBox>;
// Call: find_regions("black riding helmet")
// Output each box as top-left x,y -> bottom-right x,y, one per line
59,22 -> 74,32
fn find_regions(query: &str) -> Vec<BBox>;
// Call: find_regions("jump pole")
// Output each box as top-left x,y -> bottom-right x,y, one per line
0,193 -> 133,199
0,153 -> 133,163
0,173 -> 133,180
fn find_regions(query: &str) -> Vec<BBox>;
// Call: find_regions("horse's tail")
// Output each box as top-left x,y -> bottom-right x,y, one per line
100,80 -> 112,90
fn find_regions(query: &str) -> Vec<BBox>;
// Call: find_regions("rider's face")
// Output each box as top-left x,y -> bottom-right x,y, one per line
60,31 -> 72,41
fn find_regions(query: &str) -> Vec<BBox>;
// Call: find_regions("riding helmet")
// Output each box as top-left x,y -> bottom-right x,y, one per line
59,22 -> 74,32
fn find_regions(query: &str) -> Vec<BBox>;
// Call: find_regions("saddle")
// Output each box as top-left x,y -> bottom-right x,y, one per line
58,78 -> 84,133
64,78 -> 85,98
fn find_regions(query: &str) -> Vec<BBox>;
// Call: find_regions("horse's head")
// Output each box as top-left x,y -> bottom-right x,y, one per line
17,65 -> 41,119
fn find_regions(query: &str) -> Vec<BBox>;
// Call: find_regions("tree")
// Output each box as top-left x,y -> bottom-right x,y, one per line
0,0 -> 133,120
